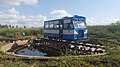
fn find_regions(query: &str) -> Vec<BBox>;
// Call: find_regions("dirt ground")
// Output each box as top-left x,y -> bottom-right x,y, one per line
0,40 -> 28,52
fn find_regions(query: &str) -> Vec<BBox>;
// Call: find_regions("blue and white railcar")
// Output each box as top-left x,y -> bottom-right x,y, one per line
44,15 -> 88,40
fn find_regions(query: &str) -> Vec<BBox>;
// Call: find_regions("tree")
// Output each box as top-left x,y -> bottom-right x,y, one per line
108,21 -> 120,33
5,24 -> 8,28
9,25 -> 12,28
2,25 -> 5,28
24,26 -> 26,28
0,24 -> 2,28
12,26 -> 14,28
16,25 -> 18,28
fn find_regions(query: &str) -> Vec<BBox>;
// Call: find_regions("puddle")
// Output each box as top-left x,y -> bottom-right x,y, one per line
16,48 -> 47,56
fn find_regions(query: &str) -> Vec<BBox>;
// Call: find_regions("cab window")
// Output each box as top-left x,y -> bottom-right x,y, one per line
63,19 -> 73,28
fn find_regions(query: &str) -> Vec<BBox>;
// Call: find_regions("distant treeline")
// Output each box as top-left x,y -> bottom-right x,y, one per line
88,21 -> 120,40
0,21 -> 120,40
0,28 -> 43,39
0,24 -> 28,28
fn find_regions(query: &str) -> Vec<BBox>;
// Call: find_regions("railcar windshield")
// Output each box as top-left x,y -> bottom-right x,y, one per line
74,21 -> 86,28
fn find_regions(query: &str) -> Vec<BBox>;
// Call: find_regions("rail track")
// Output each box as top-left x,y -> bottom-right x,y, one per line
27,38 -> 106,56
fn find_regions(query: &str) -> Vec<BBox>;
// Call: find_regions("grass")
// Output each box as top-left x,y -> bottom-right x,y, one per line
0,42 -> 31,67
0,42 -> 8,48
1,24 -> 120,66
0,36 -> 120,67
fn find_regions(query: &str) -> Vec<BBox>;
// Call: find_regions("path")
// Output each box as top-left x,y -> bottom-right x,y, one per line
0,40 -> 28,52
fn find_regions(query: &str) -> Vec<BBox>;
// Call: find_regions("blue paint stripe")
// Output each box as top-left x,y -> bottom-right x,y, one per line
44,28 -> 74,30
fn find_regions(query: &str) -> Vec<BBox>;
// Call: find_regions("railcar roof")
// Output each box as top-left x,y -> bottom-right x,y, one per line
45,17 -> 72,22
45,15 -> 85,22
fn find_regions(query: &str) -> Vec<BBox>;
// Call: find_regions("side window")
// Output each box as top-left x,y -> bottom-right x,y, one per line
44,22 -> 49,28
49,22 -> 53,28
54,21 -> 59,28
53,21 -> 57,28
48,23 -> 50,28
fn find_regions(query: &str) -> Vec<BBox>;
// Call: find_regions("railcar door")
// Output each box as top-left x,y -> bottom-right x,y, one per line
59,22 -> 63,39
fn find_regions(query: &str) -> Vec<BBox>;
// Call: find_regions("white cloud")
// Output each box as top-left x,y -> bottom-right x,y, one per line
50,10 -> 72,19
86,17 -> 120,26
50,10 -> 120,26
86,17 -> 96,25
0,8 -> 46,27
0,0 -> 38,6
7,8 -> 19,14
0,0 -> 20,6
21,0 -> 38,6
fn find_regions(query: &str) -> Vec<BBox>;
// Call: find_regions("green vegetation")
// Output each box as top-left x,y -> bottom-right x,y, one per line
88,22 -> 120,40
0,22 -> 120,67
0,28 -> 43,41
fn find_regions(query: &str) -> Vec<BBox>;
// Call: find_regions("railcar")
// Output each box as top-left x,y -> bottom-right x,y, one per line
31,15 -> 105,55
44,15 -> 88,40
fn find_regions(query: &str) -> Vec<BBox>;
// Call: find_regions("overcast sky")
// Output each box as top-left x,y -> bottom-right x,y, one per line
0,0 -> 120,27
